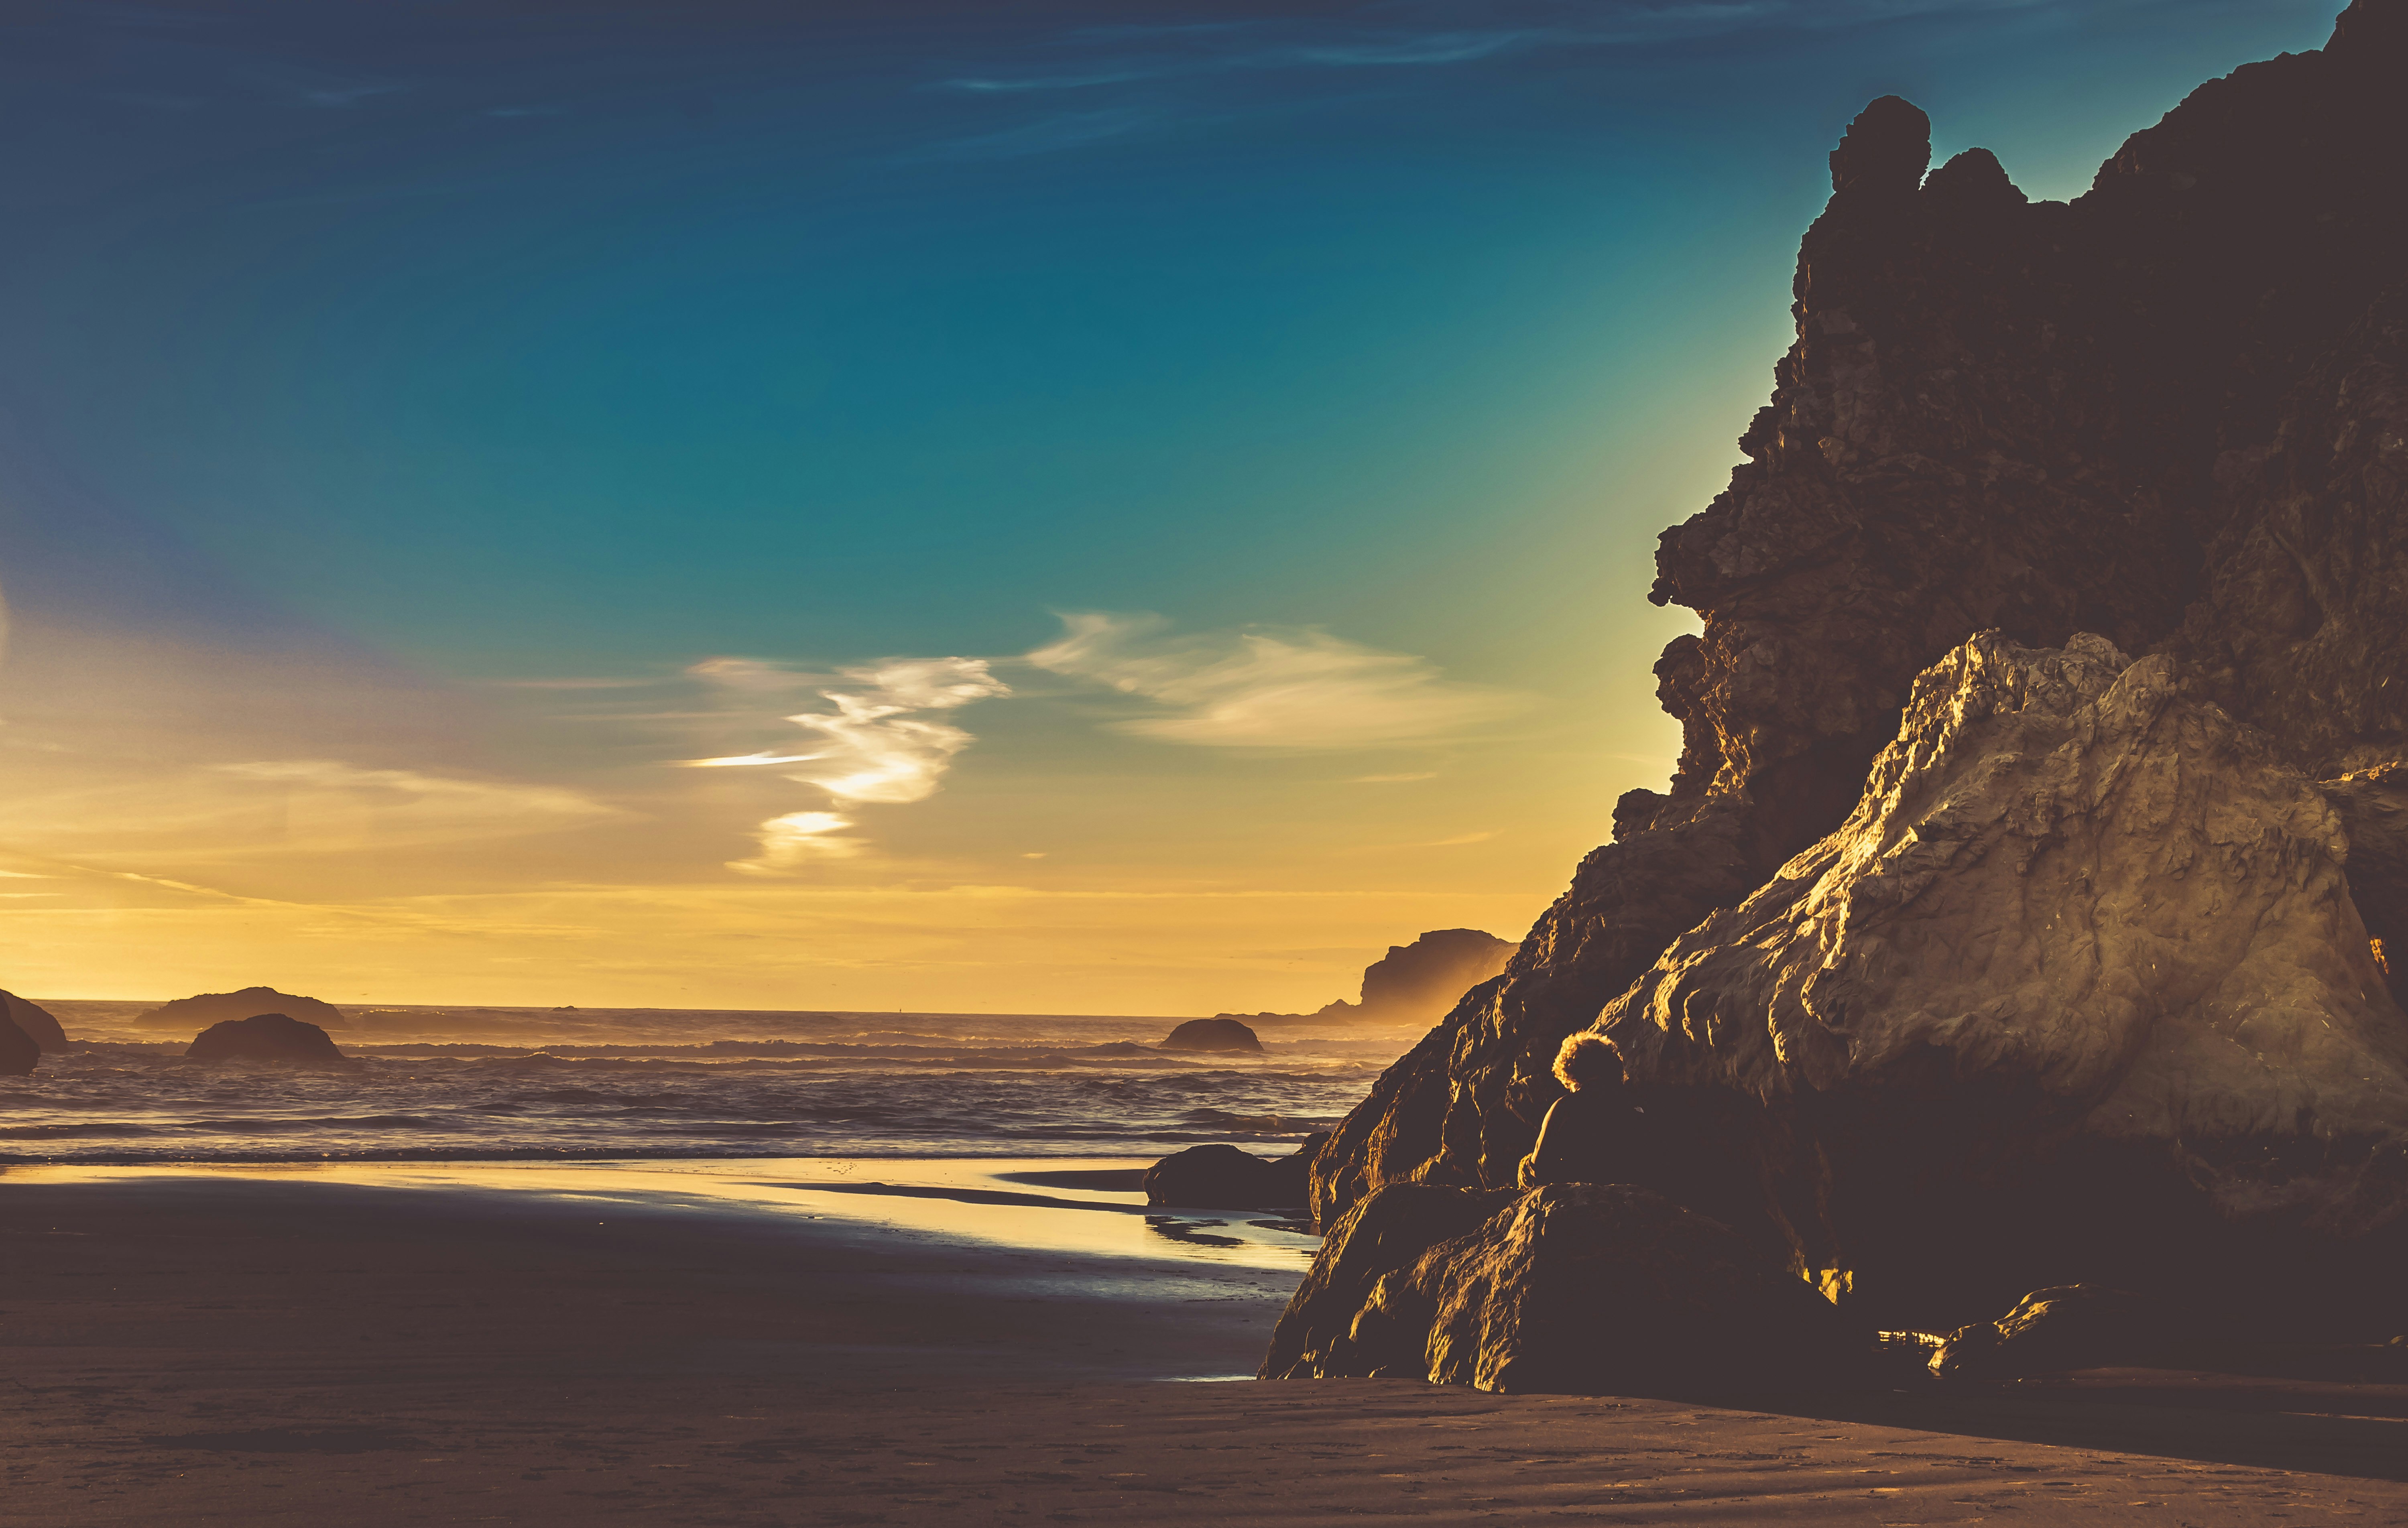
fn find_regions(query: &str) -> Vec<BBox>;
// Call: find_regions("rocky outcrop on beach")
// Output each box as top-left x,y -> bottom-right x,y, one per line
0,1007 -> 36,1075
1,992 -> 68,1052
1928,1286 -> 2164,1383
1262,1183 -> 1863,1394
185,1014 -> 349,1066
139,987 -> 349,1032
1145,1136 -> 1323,1209
1304,0 -> 2408,1331
1160,1018 -> 1262,1053
1597,632 -> 2408,1318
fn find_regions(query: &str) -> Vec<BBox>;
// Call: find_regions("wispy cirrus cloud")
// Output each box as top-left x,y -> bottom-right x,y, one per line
932,0 -> 2054,106
1026,612 -> 1528,750
683,656 -> 1010,873
924,1 -> 2049,159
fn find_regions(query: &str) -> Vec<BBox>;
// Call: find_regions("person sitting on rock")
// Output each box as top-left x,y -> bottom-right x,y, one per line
1517,1033 -> 1647,1188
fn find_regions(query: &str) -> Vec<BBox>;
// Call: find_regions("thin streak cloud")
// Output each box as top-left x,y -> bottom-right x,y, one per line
935,0 -> 2068,101
1026,612 -> 1530,750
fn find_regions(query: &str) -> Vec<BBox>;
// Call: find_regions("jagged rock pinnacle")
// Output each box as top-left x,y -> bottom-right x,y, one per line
1828,95 -> 1930,196
1922,147 -> 2026,213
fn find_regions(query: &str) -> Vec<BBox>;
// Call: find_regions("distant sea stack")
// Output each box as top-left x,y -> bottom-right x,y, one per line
185,1014 -> 348,1066
1305,0 -> 2408,1333
136,987 -> 348,1032
1222,930 -> 1517,1028
0,991 -> 69,1052
1160,1018 -> 1262,1054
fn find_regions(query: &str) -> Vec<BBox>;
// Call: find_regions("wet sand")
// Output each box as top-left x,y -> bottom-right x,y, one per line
4,1168 -> 2405,1526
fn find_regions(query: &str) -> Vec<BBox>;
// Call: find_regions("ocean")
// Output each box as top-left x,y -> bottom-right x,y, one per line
1,1001 -> 1413,1166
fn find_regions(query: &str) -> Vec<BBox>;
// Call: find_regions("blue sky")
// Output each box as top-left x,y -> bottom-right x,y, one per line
0,0 -> 2345,1009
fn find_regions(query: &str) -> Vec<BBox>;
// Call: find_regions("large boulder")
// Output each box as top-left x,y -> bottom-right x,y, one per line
185,1014 -> 348,1066
1587,633 -> 2408,1325
1159,1018 -> 1261,1053
138,986 -> 348,1032
1263,1183 -> 1867,1395
0,1008 -> 35,1076
1310,3 -> 2408,1248
0,992 -> 68,1052
1146,1136 -> 1322,1208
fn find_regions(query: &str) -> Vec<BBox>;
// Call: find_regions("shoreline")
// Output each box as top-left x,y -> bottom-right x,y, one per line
5,1166 -> 2405,1525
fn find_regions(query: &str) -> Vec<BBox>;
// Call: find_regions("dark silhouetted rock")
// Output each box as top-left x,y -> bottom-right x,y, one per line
1930,1286 -> 2164,1382
0,1007 -> 35,1076
1146,1136 -> 1323,1209
1309,3 -> 2408,1339
0,991 -> 67,1052
1263,1183 -> 1867,1394
1265,1132 -> 1327,1207
140,986 -> 348,1032
185,1014 -> 347,1066
1160,1018 -> 1261,1053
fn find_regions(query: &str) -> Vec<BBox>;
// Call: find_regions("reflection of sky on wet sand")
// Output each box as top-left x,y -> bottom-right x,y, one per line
3,1156 -> 1319,1273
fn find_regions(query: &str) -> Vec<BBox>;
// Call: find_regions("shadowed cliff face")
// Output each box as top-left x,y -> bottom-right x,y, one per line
1311,0 -> 2408,1317
1603,632 -> 2408,1325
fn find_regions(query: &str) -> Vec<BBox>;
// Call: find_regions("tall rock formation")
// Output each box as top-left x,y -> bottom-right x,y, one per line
1356,930 -> 1514,1018
1311,0 -> 2408,1325
1219,928 -> 1517,1027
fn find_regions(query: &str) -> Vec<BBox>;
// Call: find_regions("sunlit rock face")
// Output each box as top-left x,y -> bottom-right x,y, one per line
1589,633 -> 2408,1324
1309,0 -> 2408,1283
1262,1183 -> 1863,1394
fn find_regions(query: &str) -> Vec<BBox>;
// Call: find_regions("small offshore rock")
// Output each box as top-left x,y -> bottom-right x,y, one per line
0,991 -> 69,1052
1159,1018 -> 1262,1053
185,1013 -> 348,1066
139,986 -> 350,1032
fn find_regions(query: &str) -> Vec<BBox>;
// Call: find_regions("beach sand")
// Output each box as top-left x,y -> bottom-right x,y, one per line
4,1167 -> 2404,1526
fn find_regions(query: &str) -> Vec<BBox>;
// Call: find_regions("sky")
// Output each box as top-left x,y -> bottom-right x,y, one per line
0,0 -> 2342,1012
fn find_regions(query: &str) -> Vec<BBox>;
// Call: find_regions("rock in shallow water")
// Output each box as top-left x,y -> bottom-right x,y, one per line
1159,1018 -> 1261,1053
0,991 -> 67,1052
0,1008 -> 36,1076
185,1013 -> 348,1066
1262,1182 -> 1866,1395
1145,1136 -> 1322,1208
139,986 -> 349,1033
